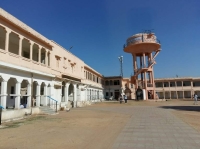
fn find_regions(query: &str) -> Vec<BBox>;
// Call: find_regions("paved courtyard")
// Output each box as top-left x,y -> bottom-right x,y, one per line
0,100 -> 200,149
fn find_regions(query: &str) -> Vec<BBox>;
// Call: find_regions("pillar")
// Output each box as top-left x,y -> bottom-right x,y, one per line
133,54 -> 137,73
48,52 -> 51,67
43,85 -> 48,106
169,81 -> 171,99
18,35 -> 23,56
175,81 -> 178,99
143,53 -> 146,68
73,84 -> 77,108
29,41 -> 34,60
65,83 -> 70,104
38,46 -> 41,63
182,81 -> 184,99
191,80 -> 193,99
0,80 -> 9,110
45,50 -> 48,66
85,88 -> 87,101
144,72 -> 148,100
36,84 -> 41,107
27,83 -> 31,108
151,68 -> 155,99
48,84 -> 54,106
15,80 -> 22,109
5,28 -> 11,52
163,82 -> 165,99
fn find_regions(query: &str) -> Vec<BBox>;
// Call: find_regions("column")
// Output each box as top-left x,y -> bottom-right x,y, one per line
133,54 -> 137,73
45,50 -> 48,66
163,82 -> 165,99
5,28 -> 11,52
191,80 -> 193,99
152,68 -> 155,99
73,84 -> 77,108
175,81 -> 178,99
18,35 -> 23,56
0,80 -> 8,109
43,85 -> 48,106
15,81 -> 21,109
48,52 -> 51,67
48,84 -> 54,106
29,41 -> 34,60
36,84 -> 41,107
143,53 -> 146,68
27,83 -> 31,108
169,81 -> 171,99
144,72 -> 148,100
85,88 -> 87,101
38,46 -> 41,63
64,83 -> 69,104
182,81 -> 184,99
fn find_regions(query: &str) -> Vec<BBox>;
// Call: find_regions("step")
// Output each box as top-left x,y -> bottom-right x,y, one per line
39,106 -> 58,115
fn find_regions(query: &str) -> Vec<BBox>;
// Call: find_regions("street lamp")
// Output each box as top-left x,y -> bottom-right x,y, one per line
118,56 -> 123,77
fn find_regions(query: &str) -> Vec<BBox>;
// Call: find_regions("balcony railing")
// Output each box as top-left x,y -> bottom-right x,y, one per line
123,39 -> 160,49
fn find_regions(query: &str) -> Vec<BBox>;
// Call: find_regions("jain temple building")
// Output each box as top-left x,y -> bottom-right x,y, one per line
0,8 -> 199,122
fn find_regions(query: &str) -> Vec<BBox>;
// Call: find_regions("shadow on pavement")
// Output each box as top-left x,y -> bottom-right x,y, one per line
159,106 -> 200,112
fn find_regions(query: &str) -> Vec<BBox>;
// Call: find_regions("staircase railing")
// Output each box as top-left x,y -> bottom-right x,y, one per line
0,105 -> 4,125
47,96 -> 58,112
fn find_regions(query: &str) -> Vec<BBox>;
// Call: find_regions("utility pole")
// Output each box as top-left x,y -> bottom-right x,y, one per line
118,56 -> 123,77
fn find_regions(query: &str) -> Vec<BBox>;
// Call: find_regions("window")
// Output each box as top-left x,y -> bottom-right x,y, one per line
105,80 -> 109,86
63,57 -> 66,68
131,84 -> 133,88
56,58 -> 59,67
114,80 -> 120,85
164,82 -> 168,87
23,51 -> 29,59
55,56 -> 61,68
106,92 -> 108,96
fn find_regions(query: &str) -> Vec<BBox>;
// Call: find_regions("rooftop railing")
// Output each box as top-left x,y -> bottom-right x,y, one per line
123,38 -> 160,49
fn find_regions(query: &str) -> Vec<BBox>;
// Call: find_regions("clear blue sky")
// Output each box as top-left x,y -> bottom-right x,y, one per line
1,0 -> 200,78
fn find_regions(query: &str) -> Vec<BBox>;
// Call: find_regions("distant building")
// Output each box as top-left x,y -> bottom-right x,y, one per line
155,77 -> 200,99
103,76 -> 135,100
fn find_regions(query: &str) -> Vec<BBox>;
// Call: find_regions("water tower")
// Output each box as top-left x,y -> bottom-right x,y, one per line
123,31 -> 161,100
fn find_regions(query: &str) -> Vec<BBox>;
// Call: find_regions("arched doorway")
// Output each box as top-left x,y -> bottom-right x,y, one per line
7,78 -> 16,109
61,81 -> 65,102
21,80 -> 29,108
68,83 -> 74,102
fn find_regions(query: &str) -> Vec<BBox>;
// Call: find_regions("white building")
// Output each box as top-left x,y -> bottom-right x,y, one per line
0,8 -> 104,122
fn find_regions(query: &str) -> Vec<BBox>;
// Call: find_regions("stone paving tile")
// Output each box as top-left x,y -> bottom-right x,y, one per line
112,106 -> 200,149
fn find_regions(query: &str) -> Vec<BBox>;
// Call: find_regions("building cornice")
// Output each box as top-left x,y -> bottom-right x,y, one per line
155,77 -> 200,81
0,60 -> 55,77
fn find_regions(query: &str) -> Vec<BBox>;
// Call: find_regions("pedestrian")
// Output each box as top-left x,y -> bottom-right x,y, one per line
193,93 -> 198,105
124,95 -> 128,103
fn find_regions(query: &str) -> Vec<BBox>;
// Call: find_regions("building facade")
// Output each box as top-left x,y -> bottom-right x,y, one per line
0,8 -> 105,121
155,77 -> 200,99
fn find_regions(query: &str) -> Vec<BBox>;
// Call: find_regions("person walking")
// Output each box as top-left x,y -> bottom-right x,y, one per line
193,93 -> 198,105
